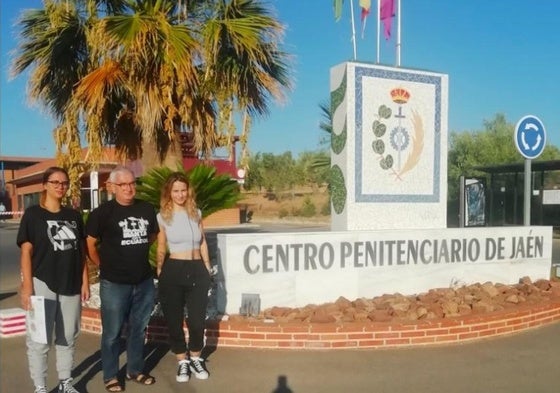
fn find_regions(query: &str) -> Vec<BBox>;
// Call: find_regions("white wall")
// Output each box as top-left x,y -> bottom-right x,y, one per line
215,226 -> 553,315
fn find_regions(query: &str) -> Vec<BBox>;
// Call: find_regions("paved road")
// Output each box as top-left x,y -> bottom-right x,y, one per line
1,311 -> 560,393
0,222 -> 19,297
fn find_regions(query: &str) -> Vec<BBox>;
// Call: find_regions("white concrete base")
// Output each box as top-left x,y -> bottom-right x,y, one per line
215,226 -> 553,315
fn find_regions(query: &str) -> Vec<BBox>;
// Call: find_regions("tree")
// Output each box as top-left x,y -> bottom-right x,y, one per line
258,151 -> 298,193
11,0 -> 292,198
297,151 -> 329,187
244,151 -> 328,193
310,100 -> 332,171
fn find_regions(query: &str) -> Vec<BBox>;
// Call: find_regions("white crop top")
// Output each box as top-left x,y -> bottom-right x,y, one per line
157,210 -> 202,253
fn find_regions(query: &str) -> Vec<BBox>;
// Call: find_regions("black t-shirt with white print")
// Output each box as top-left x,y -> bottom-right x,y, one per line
17,205 -> 84,295
86,199 -> 159,285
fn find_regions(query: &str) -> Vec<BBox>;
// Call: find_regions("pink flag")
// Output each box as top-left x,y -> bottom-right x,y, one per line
380,0 -> 395,40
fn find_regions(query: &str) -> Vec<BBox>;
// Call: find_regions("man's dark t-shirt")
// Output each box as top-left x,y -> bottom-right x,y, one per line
86,199 -> 159,284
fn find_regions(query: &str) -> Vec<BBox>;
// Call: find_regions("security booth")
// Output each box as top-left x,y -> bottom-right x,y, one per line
473,160 -> 560,227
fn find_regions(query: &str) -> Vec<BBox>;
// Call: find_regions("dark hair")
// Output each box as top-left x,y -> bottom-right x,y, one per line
42,166 -> 69,184
40,166 -> 69,207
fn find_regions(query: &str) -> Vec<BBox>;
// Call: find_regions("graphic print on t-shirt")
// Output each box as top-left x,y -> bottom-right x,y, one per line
47,220 -> 78,251
119,216 -> 149,246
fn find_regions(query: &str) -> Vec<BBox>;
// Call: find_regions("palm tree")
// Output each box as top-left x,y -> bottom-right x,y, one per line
11,0 -> 292,185
311,100 -> 332,171
10,0 -> 92,199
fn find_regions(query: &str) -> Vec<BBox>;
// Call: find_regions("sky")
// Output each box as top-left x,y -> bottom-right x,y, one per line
1,0 -> 560,159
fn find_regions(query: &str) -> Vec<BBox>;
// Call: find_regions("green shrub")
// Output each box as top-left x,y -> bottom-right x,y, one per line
278,208 -> 289,218
320,201 -> 331,216
300,196 -> 316,217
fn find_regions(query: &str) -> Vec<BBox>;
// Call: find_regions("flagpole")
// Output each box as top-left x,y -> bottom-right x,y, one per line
350,0 -> 357,60
396,0 -> 401,66
376,0 -> 380,63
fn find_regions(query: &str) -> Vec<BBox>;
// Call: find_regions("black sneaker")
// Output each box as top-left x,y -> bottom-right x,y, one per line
189,358 -> 209,380
176,360 -> 190,382
58,378 -> 79,393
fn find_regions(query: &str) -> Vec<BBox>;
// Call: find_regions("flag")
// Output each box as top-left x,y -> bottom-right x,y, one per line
360,0 -> 371,21
334,0 -> 344,21
360,0 -> 371,37
380,0 -> 395,40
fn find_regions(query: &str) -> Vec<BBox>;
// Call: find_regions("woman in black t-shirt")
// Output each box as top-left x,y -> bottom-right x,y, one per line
17,166 -> 89,393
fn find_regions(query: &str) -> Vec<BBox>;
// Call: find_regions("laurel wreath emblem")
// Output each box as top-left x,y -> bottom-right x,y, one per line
371,105 -> 424,180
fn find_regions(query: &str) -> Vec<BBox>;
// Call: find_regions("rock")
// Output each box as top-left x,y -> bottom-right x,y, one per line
441,300 -> 459,316
252,279 -> 560,324
415,306 -> 429,319
534,279 -> 552,291
463,294 -> 477,304
427,304 -> 444,319
352,297 -> 373,311
266,306 -> 292,318
457,304 -> 472,315
519,276 -> 532,285
335,296 -> 353,310
368,310 -> 392,322
353,311 -> 370,322
481,282 -> 500,297
472,301 -> 494,313
505,294 -> 520,304
309,313 -> 337,323
389,301 -> 411,313
550,282 -> 560,297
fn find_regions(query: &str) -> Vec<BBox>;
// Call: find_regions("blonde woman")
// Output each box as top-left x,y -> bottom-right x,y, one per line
17,167 -> 89,393
156,172 -> 212,382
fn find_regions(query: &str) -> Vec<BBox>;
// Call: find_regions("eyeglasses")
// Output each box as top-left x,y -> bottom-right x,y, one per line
113,181 -> 136,189
47,180 -> 70,188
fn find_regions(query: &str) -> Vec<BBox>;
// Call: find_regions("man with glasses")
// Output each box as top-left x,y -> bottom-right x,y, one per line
86,166 -> 159,392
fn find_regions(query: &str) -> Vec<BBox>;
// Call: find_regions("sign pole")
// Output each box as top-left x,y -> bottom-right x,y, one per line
90,171 -> 99,210
523,159 -> 531,226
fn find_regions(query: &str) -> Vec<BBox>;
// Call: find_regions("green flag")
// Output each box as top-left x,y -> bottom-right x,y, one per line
334,0 -> 344,21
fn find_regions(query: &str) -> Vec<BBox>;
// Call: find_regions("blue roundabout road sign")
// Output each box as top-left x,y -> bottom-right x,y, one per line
514,115 -> 546,159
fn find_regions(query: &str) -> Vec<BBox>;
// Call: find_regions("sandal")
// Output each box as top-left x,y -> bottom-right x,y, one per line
126,373 -> 156,386
105,378 -> 124,392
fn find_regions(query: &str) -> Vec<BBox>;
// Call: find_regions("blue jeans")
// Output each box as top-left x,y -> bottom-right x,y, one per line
100,278 -> 155,382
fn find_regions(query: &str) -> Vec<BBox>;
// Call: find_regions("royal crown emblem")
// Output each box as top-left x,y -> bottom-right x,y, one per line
390,88 -> 410,104
371,87 -> 424,180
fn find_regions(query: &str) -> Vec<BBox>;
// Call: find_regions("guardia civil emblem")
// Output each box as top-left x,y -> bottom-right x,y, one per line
371,88 -> 424,180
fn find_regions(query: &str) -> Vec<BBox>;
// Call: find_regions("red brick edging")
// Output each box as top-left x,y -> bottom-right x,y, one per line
81,301 -> 560,349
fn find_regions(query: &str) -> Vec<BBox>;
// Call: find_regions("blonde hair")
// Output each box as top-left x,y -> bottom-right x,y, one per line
159,172 -> 198,223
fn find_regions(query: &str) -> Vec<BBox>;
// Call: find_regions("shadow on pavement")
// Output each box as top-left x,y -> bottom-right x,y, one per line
70,340 -> 169,393
0,292 -> 17,302
272,375 -> 294,393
